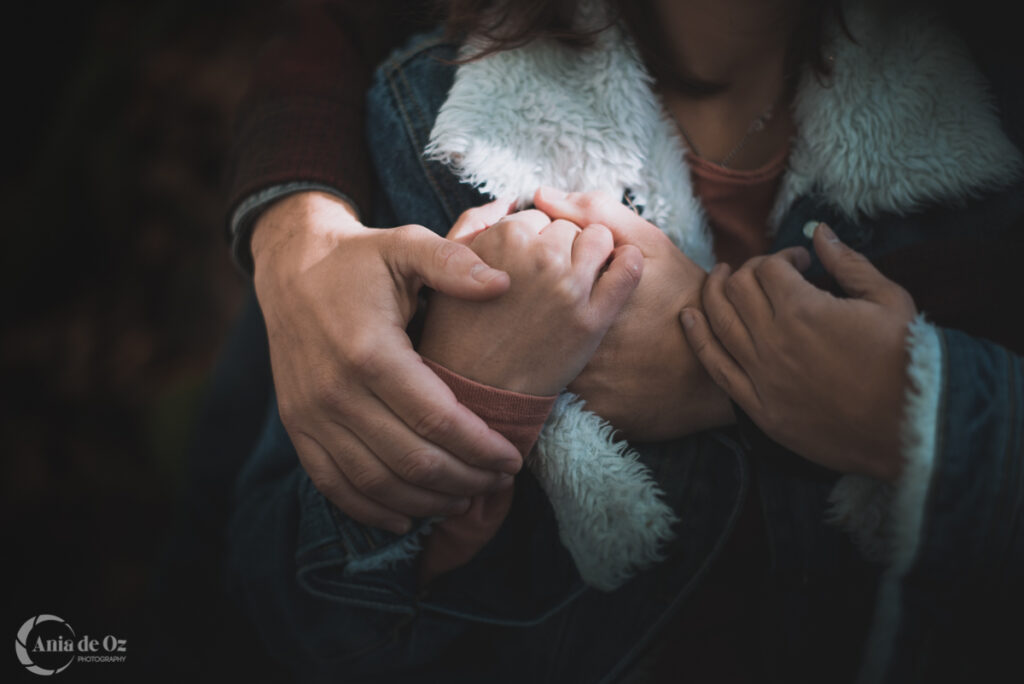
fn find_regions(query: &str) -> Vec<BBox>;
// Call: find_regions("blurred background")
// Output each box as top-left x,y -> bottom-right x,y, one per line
2,0 -> 280,678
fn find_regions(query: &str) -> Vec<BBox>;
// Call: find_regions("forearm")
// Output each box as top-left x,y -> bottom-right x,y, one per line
225,1 -> 424,272
249,191 -> 361,273
226,2 -> 373,217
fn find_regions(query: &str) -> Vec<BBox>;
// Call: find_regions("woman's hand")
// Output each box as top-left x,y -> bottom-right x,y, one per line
533,188 -> 734,441
419,209 -> 644,397
681,224 -> 918,481
252,192 -> 524,535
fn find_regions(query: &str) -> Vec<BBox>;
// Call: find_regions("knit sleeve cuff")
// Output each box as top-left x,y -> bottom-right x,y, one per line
422,358 -> 556,456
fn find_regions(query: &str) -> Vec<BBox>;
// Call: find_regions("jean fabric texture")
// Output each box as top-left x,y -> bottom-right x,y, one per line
226,31 -> 1024,683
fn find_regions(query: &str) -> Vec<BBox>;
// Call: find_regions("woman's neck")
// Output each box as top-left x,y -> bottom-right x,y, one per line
653,0 -> 803,169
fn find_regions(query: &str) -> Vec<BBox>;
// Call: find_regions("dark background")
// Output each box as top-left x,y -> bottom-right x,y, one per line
2,0 -> 281,679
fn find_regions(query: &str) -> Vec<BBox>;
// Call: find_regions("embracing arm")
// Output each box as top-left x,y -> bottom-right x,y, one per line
226,0 -> 425,270
250,192 -> 525,534
681,224 -> 1024,678
225,3 -> 546,532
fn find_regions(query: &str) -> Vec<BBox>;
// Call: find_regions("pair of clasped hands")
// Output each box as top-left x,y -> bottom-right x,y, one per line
252,187 -> 918,534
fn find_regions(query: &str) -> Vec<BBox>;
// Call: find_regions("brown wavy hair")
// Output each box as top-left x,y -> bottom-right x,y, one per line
442,0 -> 846,95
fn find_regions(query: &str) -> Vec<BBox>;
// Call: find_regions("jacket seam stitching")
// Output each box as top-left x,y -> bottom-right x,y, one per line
386,67 -> 456,223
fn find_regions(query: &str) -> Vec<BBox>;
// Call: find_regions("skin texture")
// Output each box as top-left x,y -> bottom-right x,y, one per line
681,224 -> 918,481
251,191 -> 525,534
532,187 -> 735,441
415,206 -> 642,586
420,208 -> 644,397
653,0 -> 801,170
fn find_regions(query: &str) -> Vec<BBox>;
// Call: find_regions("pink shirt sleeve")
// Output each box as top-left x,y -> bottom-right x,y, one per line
418,359 -> 556,584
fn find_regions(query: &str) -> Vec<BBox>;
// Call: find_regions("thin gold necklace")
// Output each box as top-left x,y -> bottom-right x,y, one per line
673,95 -> 780,169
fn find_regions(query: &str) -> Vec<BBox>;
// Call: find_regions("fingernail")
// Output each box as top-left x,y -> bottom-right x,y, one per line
496,473 -> 515,489
450,498 -> 472,515
802,220 -> 822,239
538,186 -> 567,202
681,310 -> 696,330
470,263 -> 503,283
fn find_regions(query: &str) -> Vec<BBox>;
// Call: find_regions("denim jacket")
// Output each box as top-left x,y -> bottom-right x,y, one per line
227,9 -> 1024,683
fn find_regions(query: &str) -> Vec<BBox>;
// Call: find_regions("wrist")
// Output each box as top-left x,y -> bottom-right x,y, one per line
419,341 -> 552,397
251,191 -> 363,268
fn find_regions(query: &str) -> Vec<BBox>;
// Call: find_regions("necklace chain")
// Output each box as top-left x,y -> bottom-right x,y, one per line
673,96 -> 779,169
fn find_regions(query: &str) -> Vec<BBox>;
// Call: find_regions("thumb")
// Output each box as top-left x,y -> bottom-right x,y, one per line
389,224 -> 510,301
811,222 -> 887,302
589,244 -> 644,319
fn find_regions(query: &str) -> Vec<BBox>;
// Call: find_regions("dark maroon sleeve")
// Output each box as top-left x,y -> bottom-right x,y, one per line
224,1 -> 428,238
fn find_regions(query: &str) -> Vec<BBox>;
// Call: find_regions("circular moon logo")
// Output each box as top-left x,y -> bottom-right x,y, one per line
15,615 -> 76,676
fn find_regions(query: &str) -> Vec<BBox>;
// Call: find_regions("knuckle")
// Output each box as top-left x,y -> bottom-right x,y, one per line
308,470 -> 340,499
745,255 -> 766,272
396,448 -> 443,485
389,223 -> 416,246
689,330 -> 710,356
586,222 -> 612,241
840,250 -> 868,271
619,249 -> 644,287
712,367 -> 732,392
579,191 -> 610,213
347,339 -> 385,379
712,310 -> 735,338
349,465 -> 390,498
788,296 -> 818,322
386,224 -> 416,261
516,208 -> 550,224
413,408 -> 456,443
758,254 -> 783,277
432,238 -> 463,271
534,244 -> 569,273
495,219 -> 529,244
552,276 -> 578,301
723,274 -> 744,301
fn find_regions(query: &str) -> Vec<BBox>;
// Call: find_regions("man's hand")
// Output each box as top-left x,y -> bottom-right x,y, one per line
421,210 -> 643,396
532,188 -> 733,441
681,224 -> 917,481
251,192 -> 522,534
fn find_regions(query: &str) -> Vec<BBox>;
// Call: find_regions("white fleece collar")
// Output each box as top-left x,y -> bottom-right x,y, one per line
427,0 -> 1022,267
